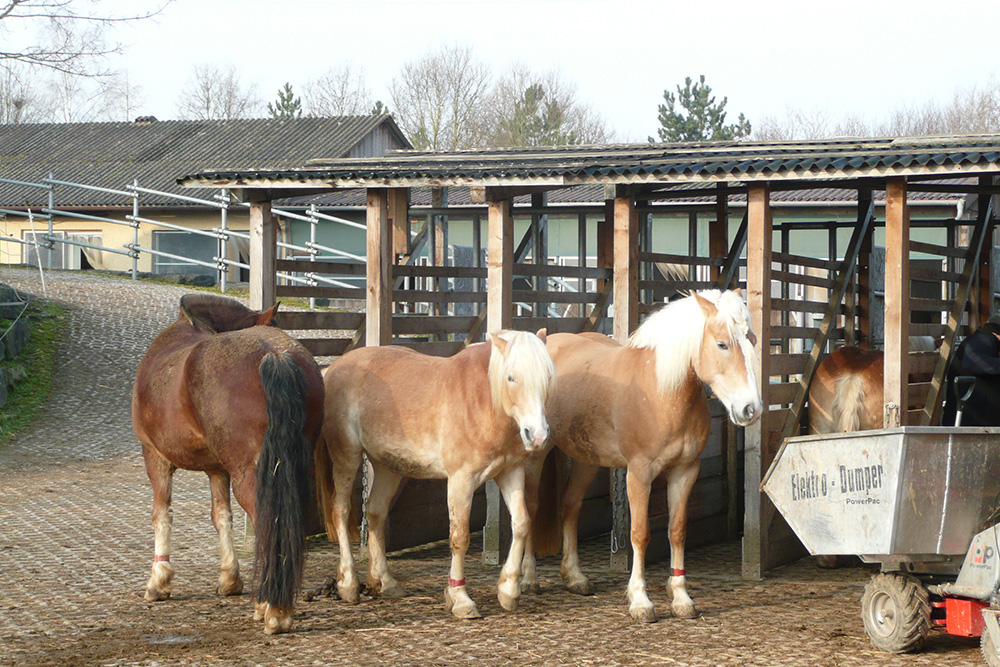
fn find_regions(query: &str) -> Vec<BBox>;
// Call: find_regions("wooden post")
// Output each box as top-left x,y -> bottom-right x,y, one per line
711,184 -> 729,281
884,177 -> 909,427
389,188 -> 410,260
366,188 -> 391,348
977,176 -> 997,326
858,190 -> 875,348
610,189 -> 638,571
598,194 -> 614,293
249,200 -> 276,311
743,183 -> 772,580
484,190 -> 513,566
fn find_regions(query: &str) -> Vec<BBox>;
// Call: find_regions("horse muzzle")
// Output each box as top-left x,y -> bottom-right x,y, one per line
732,401 -> 763,427
520,424 -> 550,452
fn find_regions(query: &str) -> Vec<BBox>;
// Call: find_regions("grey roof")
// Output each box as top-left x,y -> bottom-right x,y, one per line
180,134 -> 1000,190
0,115 -> 410,208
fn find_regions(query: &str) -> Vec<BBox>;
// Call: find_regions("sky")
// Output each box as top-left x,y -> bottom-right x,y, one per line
88,0 -> 1000,141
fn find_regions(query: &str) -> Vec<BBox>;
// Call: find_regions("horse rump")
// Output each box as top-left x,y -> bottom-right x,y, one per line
253,352 -> 314,611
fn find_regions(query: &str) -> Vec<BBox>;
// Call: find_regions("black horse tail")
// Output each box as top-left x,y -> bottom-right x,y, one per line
254,352 -> 313,611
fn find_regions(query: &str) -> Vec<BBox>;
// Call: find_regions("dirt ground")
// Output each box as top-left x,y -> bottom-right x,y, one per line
0,268 -> 989,667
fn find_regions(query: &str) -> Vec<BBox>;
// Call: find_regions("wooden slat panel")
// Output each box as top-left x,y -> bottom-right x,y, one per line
640,280 -> 717,292
276,258 -> 366,275
770,298 -> 842,315
638,251 -> 725,267
394,264 -> 486,279
392,290 -> 486,304
910,323 -> 950,337
300,337 -> 352,357
910,265 -> 961,282
512,317 -> 589,333
909,351 -> 941,375
909,382 -> 931,408
392,340 -> 464,357
392,315 -> 479,335
910,297 -> 955,312
277,285 -> 365,300
275,310 -> 363,330
770,269 -> 836,289
767,383 -> 798,406
909,240 -> 967,259
513,290 -> 599,304
772,251 -> 838,271
769,353 -> 811,377
512,263 -> 612,279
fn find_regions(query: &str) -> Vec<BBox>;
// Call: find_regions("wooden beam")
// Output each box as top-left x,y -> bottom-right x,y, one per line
883,177 -> 910,427
597,199 -> 614,293
743,183 -> 772,581
366,188 -> 391,347
710,184 -> 729,281
612,195 -> 638,342
718,211 -> 749,290
487,195 -> 513,332
389,188 -> 410,259
249,200 -> 276,311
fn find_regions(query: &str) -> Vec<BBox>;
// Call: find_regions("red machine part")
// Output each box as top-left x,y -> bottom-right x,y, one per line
941,597 -> 989,638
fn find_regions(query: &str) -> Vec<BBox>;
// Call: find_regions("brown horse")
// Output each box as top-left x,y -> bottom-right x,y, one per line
315,330 -> 555,619
808,337 -> 939,434
132,294 -> 324,634
523,289 -> 762,622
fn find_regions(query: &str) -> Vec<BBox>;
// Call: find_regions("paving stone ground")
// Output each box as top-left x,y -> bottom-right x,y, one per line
0,266 -> 988,666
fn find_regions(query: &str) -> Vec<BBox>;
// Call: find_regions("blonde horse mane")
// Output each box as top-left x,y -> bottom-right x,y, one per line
627,290 -> 753,395
488,330 -> 556,414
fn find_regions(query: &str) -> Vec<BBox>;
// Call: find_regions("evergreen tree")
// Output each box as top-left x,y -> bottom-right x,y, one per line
650,75 -> 751,143
498,83 -> 579,147
268,82 -> 302,119
370,100 -> 388,115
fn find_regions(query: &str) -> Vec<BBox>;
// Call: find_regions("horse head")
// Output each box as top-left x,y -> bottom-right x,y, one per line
488,329 -> 556,451
693,289 -> 762,427
179,294 -> 279,333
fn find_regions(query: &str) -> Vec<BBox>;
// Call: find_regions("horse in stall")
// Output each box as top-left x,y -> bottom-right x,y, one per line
807,336 -> 939,435
132,294 -> 325,634
522,289 -> 762,622
315,330 -> 555,619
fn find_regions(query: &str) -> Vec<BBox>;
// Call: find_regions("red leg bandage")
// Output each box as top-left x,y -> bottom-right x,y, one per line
154,554 -> 170,563
672,568 -> 686,577
448,577 -> 465,588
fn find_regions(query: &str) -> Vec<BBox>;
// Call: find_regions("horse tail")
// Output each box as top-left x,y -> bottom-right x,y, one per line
833,373 -> 867,433
254,352 -> 314,611
530,449 -> 564,555
312,429 -> 361,544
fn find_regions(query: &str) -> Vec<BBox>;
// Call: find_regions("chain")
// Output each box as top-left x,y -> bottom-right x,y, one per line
610,468 -> 629,555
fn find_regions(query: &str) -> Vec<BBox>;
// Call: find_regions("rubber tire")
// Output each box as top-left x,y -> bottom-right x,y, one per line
860,573 -> 931,653
983,628 -> 1000,667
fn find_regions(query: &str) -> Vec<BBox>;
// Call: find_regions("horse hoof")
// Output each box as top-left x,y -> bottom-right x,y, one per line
337,582 -> 361,604
498,590 -> 520,612
253,602 -> 267,622
520,578 -> 541,594
671,601 -> 697,619
217,574 -> 243,597
144,587 -> 170,602
443,587 -> 481,619
379,580 -> 405,598
629,604 -> 657,623
566,579 -> 591,596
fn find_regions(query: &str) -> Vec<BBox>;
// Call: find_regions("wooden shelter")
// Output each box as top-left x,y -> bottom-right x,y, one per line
181,135 -> 1000,577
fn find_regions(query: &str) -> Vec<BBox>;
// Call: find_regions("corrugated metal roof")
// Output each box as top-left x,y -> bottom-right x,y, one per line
180,135 -> 1000,190
0,115 -> 410,208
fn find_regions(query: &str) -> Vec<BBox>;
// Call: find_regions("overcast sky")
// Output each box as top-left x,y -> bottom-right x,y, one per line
102,0 -> 1000,141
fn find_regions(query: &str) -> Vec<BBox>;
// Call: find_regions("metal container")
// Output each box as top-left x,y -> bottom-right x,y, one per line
763,427 -> 1000,559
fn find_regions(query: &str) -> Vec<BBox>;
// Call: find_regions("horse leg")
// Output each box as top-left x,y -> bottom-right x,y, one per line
330,445 -> 364,604
625,464 -> 656,623
365,461 -> 405,598
495,466 -> 529,611
143,447 -> 176,602
665,463 -> 700,619
559,460 -> 599,595
208,471 -> 243,596
443,472 -> 479,619
520,452 -> 544,593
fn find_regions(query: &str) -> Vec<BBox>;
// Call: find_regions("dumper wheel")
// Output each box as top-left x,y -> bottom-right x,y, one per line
983,629 -> 1000,667
860,573 -> 931,653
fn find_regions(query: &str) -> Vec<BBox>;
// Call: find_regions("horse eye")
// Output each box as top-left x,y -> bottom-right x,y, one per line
507,375 -> 515,383
717,341 -> 729,351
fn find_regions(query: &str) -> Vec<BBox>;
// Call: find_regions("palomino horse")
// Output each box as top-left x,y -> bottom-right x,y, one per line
132,295 -> 324,634
808,337 -> 939,434
523,289 -> 762,622
315,330 -> 555,619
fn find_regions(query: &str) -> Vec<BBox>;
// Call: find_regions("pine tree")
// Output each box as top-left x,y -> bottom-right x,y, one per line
370,100 -> 388,116
650,75 -> 751,143
268,82 -> 302,119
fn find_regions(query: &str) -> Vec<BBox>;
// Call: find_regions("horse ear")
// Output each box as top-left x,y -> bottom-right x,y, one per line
258,302 -> 280,327
489,333 -> 508,355
730,288 -> 743,299
693,292 -> 716,317
747,330 -> 758,346
535,328 -> 547,343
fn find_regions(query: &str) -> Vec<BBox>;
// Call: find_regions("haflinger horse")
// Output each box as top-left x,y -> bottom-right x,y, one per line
522,289 -> 762,623
315,329 -> 555,619
808,337 -> 939,435
132,294 -> 324,634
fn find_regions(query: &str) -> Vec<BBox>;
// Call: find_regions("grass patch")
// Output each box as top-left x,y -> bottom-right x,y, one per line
0,299 -> 69,446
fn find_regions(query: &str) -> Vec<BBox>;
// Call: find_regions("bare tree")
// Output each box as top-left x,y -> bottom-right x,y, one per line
40,69 -> 129,122
0,62 -> 39,122
176,64 -> 262,120
304,63 -> 373,117
0,0 -> 168,76
485,64 -> 613,147
752,106 -> 832,141
389,44 -> 492,150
